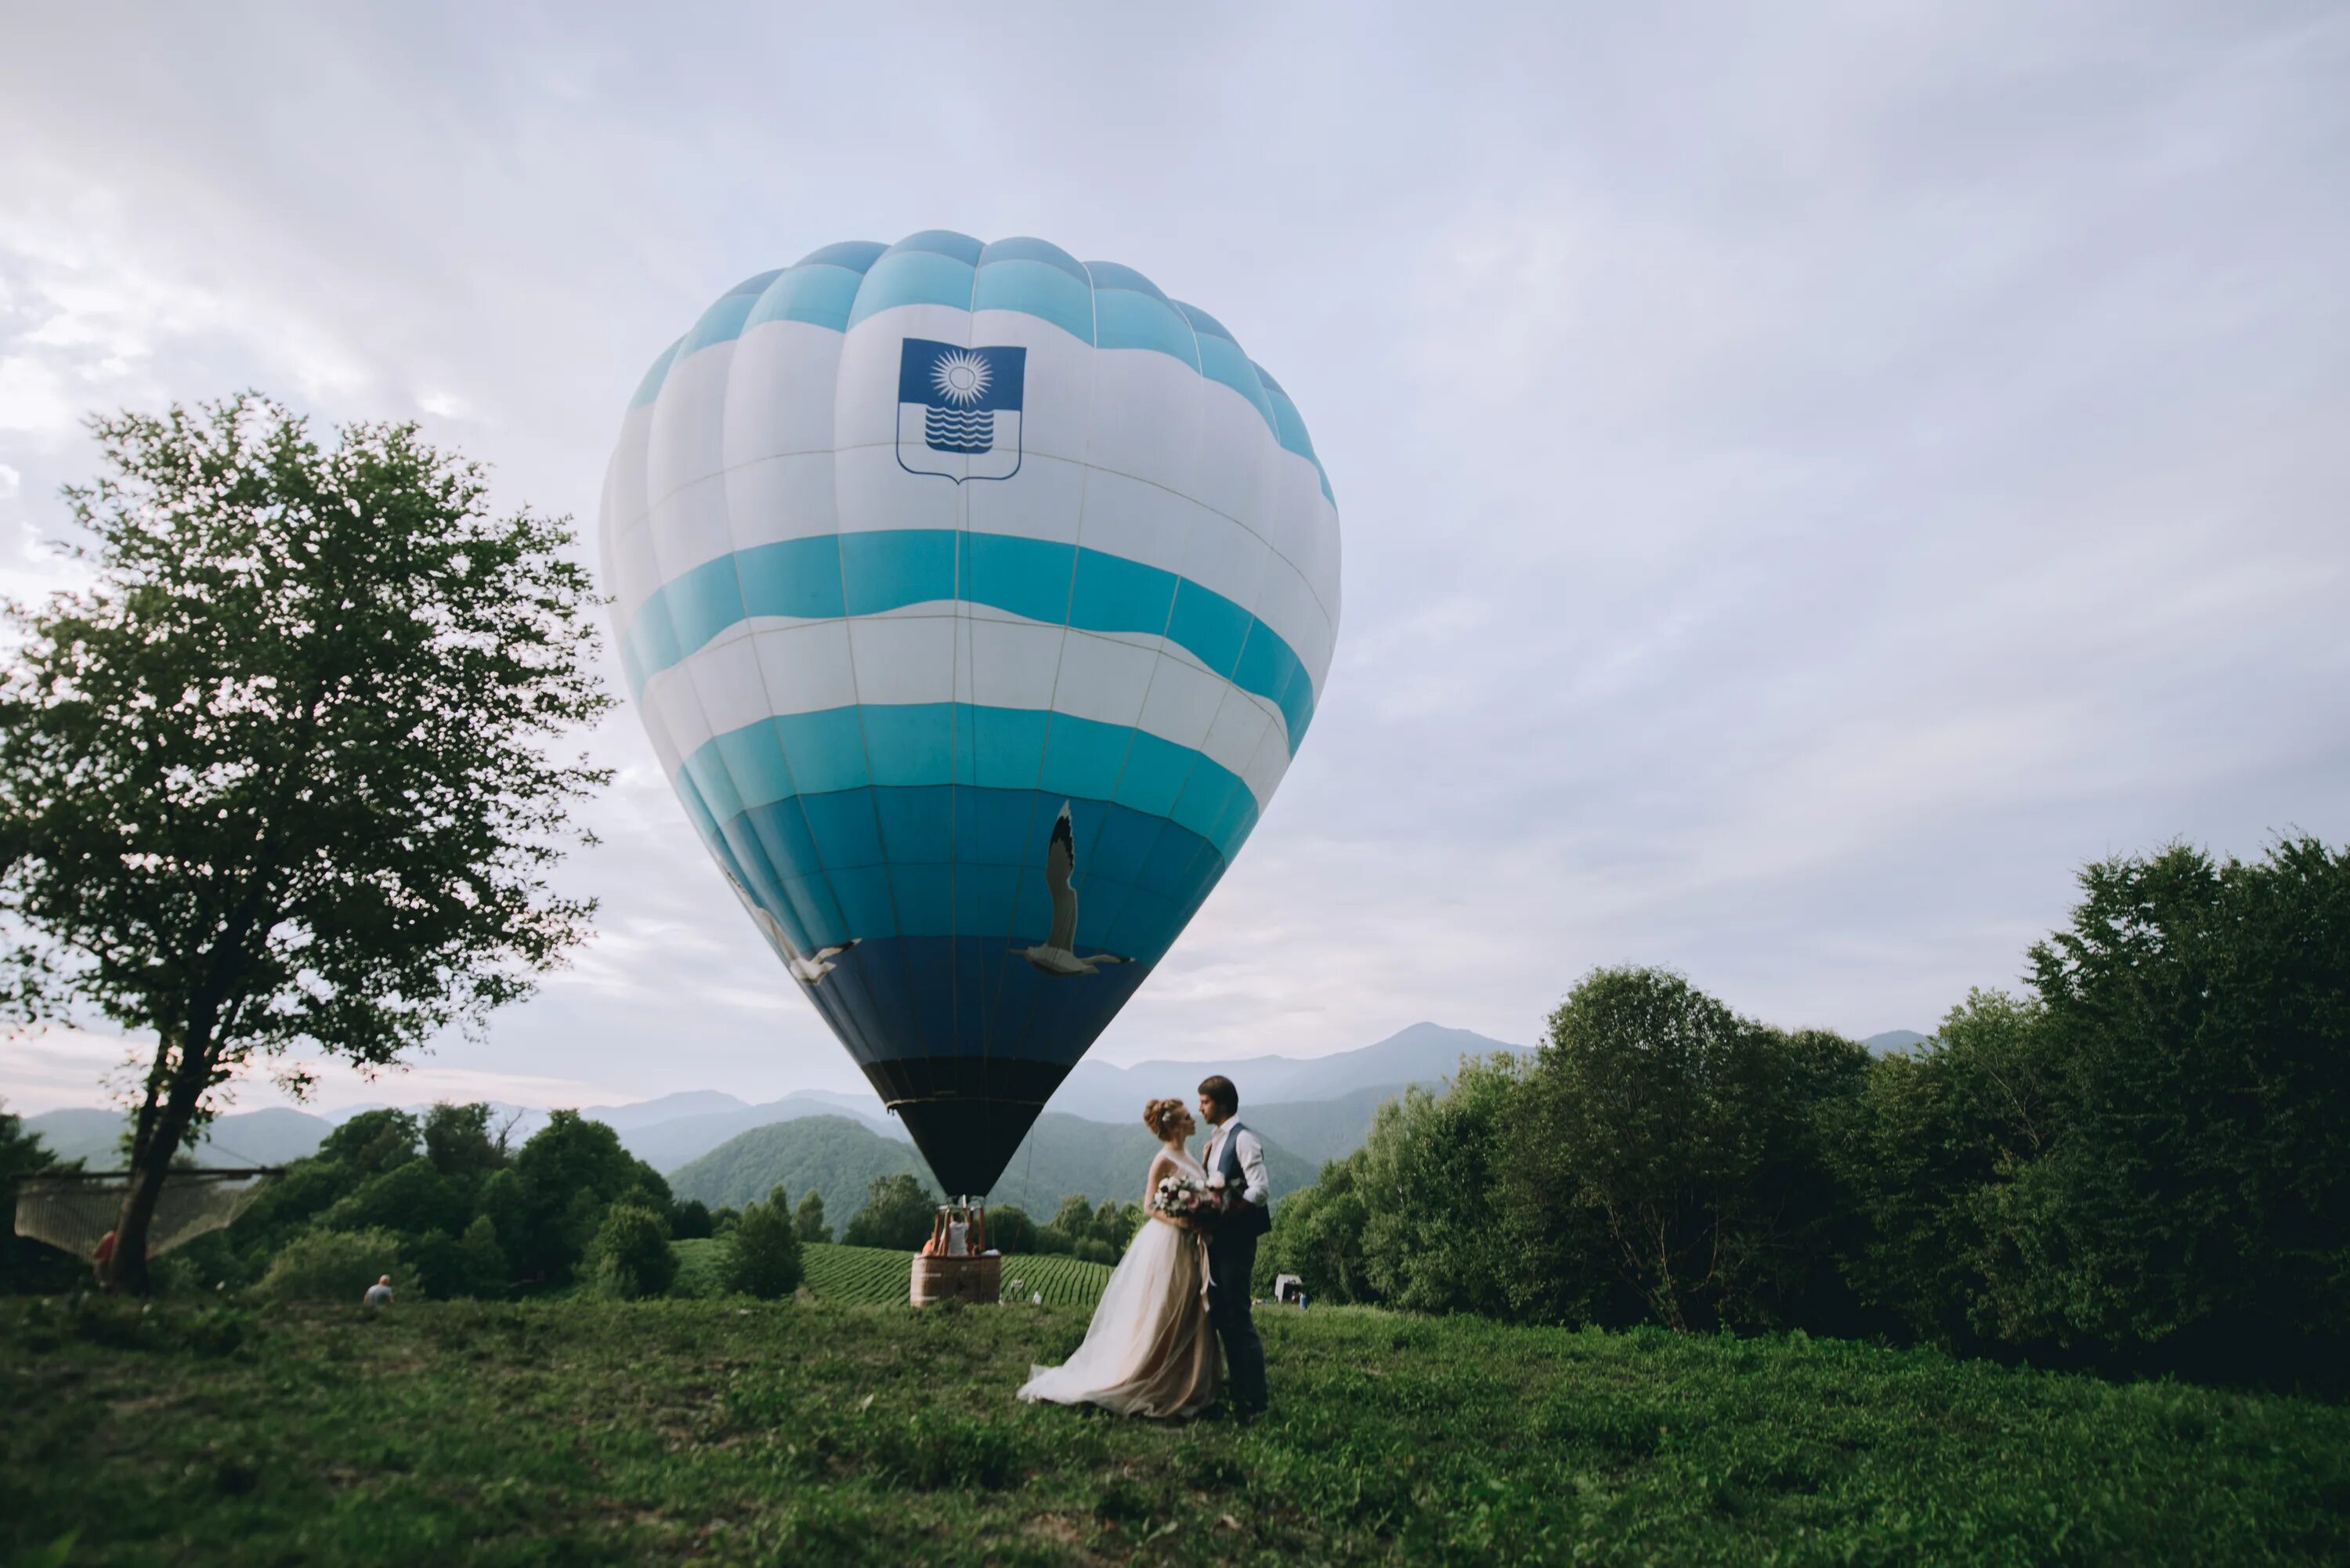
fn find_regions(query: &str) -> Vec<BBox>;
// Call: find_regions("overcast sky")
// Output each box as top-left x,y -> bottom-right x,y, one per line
4,2 -> 2345,1117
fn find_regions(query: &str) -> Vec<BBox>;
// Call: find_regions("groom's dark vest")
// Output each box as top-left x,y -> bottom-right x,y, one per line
1213,1122 -> 1272,1239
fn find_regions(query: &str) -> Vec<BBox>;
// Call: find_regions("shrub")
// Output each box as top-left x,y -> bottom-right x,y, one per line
1074,1237 -> 1116,1266
1031,1225 -> 1074,1255
448,1214 -> 511,1299
725,1187 -> 803,1299
586,1204 -> 676,1301
671,1199 -> 714,1241
793,1190 -> 830,1245
255,1228 -> 417,1302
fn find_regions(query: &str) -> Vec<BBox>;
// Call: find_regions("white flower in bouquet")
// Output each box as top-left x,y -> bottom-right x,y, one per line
1151,1172 -> 1213,1218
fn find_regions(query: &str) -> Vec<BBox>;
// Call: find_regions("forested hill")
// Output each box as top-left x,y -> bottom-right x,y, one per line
667,1111 -> 1317,1222
666,1117 -> 932,1225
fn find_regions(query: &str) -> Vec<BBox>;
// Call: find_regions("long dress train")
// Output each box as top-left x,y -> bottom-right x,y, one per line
1016,1151 -> 1219,1418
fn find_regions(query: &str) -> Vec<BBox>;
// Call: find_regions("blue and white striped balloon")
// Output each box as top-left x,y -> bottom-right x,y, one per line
598,232 -> 1340,1194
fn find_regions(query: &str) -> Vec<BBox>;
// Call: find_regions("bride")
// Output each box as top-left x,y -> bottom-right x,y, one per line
1017,1097 -> 1219,1418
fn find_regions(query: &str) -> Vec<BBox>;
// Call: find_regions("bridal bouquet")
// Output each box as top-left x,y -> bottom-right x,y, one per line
1151,1172 -> 1214,1219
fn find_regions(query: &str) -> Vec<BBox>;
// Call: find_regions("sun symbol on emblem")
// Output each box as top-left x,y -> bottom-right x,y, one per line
930,349 -> 992,407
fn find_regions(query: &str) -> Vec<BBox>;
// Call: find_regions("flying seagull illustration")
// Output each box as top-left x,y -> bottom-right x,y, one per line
786,939 -> 860,985
1016,802 -> 1131,977
738,891 -> 860,986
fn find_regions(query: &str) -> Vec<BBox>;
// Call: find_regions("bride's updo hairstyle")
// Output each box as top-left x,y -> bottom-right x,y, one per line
1143,1097 -> 1188,1140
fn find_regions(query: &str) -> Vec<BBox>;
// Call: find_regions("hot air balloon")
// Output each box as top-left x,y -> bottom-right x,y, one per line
598,232 -> 1340,1198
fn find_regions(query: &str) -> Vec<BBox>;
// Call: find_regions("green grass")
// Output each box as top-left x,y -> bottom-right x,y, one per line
4,1295 -> 2345,1566
672,1238 -> 1114,1308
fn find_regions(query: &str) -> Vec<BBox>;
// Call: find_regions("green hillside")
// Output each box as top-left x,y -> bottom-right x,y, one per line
7,1295 -> 2345,1566
667,1115 -> 935,1219
668,1110 -> 1317,1222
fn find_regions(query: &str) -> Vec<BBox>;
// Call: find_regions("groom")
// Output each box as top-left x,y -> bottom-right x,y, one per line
1197,1074 -> 1270,1416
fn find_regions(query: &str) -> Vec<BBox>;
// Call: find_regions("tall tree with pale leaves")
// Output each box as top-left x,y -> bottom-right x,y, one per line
0,396 -> 613,1292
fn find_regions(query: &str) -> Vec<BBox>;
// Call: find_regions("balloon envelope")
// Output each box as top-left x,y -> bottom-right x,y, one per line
598,232 -> 1340,1194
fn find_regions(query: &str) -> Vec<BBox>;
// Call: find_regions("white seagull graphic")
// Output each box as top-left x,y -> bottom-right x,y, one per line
741,895 -> 859,987
786,938 -> 859,986
1015,802 -> 1131,977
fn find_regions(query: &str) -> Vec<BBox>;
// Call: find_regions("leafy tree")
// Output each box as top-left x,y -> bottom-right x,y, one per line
983,1204 -> 1034,1254
587,1203 -> 676,1301
1030,1225 -> 1074,1255
320,1158 -> 469,1240
1092,1199 -> 1142,1255
316,1111 -> 423,1182
422,1103 -> 504,1180
503,1111 -> 670,1288
1509,967 -> 1866,1331
1074,1237 -> 1117,1266
671,1198 -> 714,1241
1354,1055 -> 1547,1319
841,1172 -> 938,1251
1050,1194 -> 1097,1245
1261,1158 -> 1372,1306
725,1185 -> 804,1299
709,1206 -> 741,1237
1979,840 -> 2350,1366
0,396 -> 612,1292
1822,990 -> 2057,1349
792,1189 -> 830,1245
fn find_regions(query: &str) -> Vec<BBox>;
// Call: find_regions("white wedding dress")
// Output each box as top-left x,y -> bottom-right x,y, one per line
1017,1150 -> 1220,1418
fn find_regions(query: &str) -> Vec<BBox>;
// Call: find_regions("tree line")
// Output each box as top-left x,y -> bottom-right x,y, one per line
0,1105 -> 1152,1302
1256,839 -> 2349,1389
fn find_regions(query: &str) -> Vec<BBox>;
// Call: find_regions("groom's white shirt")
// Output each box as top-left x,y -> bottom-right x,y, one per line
1206,1121 -> 1271,1209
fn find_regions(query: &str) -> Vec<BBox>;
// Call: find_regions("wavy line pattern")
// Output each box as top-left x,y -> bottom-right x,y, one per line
924,407 -> 994,453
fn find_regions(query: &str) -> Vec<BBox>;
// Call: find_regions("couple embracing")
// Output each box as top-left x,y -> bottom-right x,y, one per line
1018,1075 -> 1270,1420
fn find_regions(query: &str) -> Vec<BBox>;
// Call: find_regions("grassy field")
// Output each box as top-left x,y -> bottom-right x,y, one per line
672,1240 -> 1114,1308
5,1295 -> 2347,1567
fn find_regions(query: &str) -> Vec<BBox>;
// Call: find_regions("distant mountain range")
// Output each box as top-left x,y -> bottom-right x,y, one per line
18,1021 -> 1926,1218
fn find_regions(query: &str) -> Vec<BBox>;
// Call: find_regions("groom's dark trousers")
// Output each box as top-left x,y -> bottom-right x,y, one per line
1207,1230 -> 1267,1412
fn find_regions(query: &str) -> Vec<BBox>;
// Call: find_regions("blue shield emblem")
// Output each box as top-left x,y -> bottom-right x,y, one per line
896,338 -> 1026,482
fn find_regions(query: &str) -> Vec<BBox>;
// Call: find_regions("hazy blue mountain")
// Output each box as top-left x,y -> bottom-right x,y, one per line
579,1090 -> 749,1133
18,1109 -> 119,1167
1241,1084 -> 1420,1169
613,1093 -> 903,1172
22,1106 -> 331,1169
1043,1022 -> 1531,1122
1864,1031 -> 1933,1053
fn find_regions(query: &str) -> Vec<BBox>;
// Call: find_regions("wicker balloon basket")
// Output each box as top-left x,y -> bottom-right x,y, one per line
909,1251 -> 1001,1306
